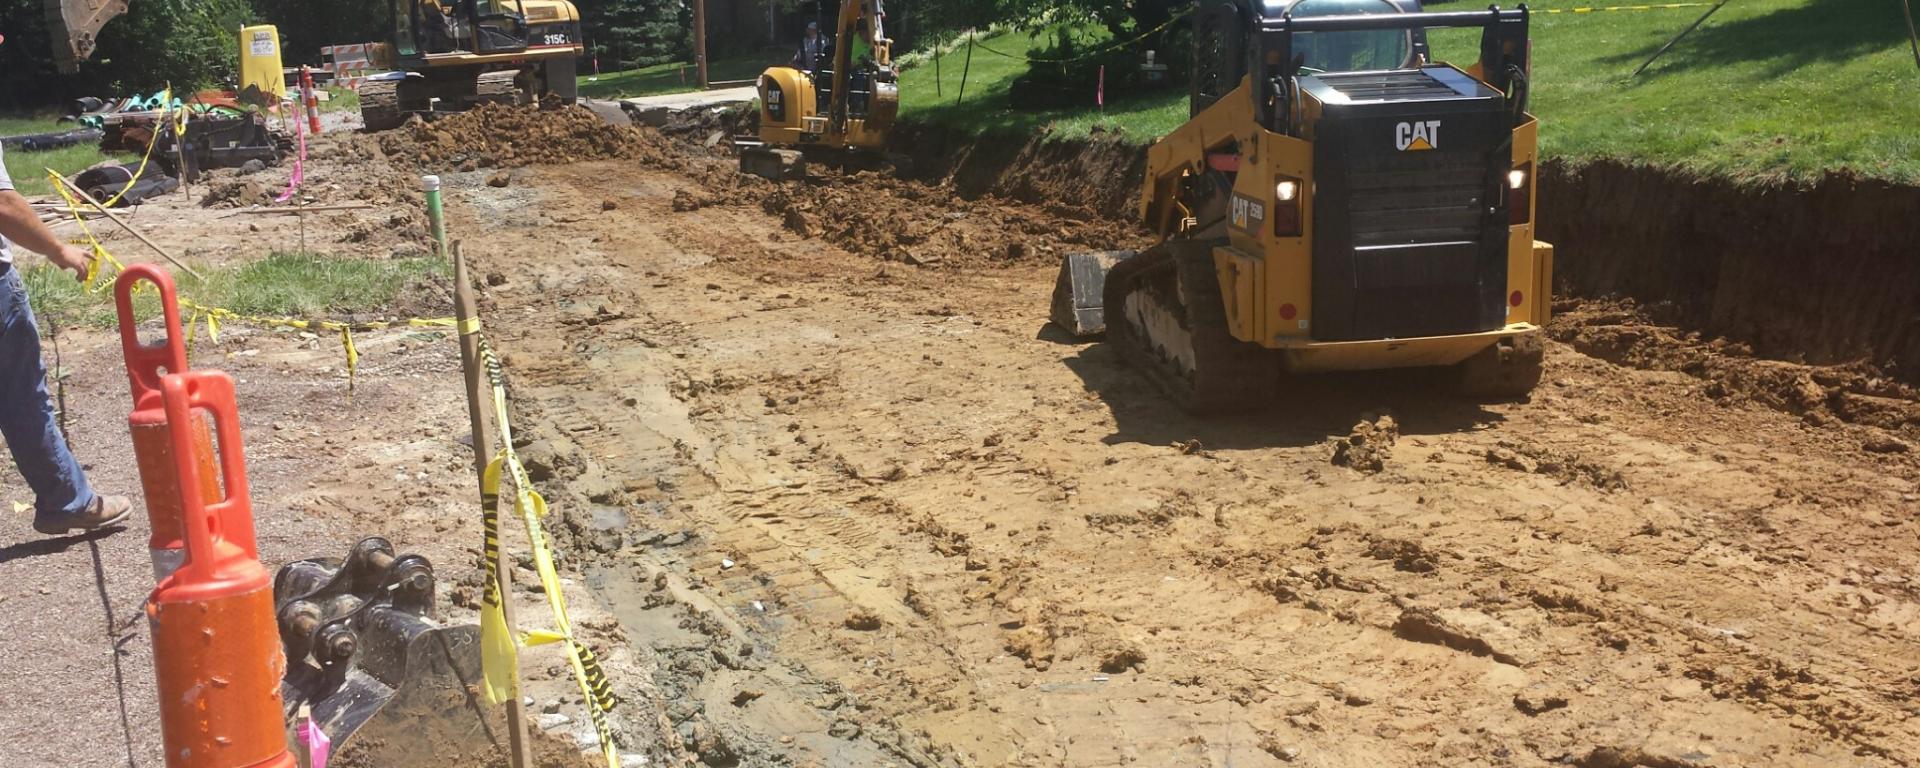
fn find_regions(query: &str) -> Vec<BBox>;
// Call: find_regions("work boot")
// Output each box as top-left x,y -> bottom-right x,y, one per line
33,495 -> 134,535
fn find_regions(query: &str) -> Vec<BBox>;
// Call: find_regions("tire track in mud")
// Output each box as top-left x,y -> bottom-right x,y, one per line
450,157 -> 1920,767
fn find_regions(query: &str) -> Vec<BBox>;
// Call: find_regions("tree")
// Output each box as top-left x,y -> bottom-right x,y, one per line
0,0 -> 253,109
587,0 -> 693,69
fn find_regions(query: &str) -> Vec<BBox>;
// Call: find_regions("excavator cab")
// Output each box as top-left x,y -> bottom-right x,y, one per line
388,0 -> 531,59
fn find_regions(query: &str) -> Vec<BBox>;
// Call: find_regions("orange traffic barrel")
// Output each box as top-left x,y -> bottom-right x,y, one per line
147,369 -> 293,768
116,265 -> 220,580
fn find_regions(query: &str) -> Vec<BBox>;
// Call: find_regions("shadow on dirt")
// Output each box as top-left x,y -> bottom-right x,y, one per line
1058,334 -> 1509,450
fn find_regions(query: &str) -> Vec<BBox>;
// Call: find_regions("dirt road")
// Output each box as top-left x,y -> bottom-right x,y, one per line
441,149 -> 1920,766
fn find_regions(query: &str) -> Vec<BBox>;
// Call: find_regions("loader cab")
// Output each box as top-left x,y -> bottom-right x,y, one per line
1283,0 -> 1427,73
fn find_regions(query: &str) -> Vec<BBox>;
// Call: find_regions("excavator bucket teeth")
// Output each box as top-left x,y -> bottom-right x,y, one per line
1050,250 -> 1137,336
45,0 -> 130,73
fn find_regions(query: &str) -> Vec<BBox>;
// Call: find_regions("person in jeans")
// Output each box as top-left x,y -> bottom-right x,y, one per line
0,144 -> 133,535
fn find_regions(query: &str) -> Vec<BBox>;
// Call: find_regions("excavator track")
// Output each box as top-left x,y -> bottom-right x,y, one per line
358,80 -> 404,132
1102,240 -> 1278,414
476,70 -> 520,103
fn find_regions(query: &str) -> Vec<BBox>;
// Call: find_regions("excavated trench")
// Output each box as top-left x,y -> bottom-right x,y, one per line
890,124 -> 1920,407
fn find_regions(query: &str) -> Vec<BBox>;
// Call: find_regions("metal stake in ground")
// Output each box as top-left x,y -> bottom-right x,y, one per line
1631,0 -> 1729,78
958,30 -> 975,105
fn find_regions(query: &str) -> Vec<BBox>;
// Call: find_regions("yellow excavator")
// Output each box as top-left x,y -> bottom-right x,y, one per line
1054,0 -> 1553,412
358,0 -> 585,130
740,0 -> 899,180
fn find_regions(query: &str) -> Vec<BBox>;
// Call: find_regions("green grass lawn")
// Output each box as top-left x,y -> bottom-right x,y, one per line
578,51 -> 782,99
1,115 -> 116,197
897,28 -> 1192,141
897,0 -> 1920,182
22,251 -> 450,329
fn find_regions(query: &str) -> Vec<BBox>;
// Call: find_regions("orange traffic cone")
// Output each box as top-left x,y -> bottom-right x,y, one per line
116,265 -> 220,581
147,369 -> 294,768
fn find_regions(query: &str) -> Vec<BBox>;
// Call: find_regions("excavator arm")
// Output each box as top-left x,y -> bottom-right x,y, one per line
46,0 -> 132,72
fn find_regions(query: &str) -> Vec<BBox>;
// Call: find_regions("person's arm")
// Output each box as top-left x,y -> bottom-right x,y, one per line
0,190 -> 94,281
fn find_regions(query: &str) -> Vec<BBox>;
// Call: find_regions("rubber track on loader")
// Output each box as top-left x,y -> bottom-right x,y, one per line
1103,240 -> 1277,414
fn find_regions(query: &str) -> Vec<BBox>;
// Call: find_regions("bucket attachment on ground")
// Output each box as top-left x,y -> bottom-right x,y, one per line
1050,250 -> 1137,336
276,537 -> 498,763
160,115 -> 283,183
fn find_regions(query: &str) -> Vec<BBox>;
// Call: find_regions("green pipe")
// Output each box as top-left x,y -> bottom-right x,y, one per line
423,175 -> 450,264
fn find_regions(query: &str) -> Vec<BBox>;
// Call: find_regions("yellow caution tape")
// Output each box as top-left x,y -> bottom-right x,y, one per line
476,336 -> 620,767
458,316 -> 482,336
478,455 -> 520,707
94,87 -> 173,209
48,197 -> 456,388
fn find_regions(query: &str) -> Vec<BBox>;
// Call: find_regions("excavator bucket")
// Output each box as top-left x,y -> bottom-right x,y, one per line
276,538 -> 503,764
1050,250 -> 1137,336
45,0 -> 131,73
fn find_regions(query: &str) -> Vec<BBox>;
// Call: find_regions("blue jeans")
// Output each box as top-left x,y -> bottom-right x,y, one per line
0,266 -> 96,519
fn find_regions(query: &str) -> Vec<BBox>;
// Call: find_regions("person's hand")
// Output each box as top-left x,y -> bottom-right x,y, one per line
48,244 -> 93,282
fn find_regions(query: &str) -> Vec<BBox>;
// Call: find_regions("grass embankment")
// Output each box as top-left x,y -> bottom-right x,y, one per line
0,115 -> 118,197
898,28 -> 1189,140
21,252 -> 448,329
577,51 -> 779,100
895,0 -> 1920,182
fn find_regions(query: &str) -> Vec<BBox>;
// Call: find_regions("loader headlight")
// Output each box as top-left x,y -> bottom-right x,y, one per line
1273,175 -> 1303,237
1507,161 -> 1532,226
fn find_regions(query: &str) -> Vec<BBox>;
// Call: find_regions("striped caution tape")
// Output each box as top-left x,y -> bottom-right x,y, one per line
92,86 -> 176,209
1538,2 -> 1713,12
475,335 -> 621,768
47,175 -> 456,391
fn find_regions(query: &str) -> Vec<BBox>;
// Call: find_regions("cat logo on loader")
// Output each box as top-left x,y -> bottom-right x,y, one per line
1395,120 -> 1441,151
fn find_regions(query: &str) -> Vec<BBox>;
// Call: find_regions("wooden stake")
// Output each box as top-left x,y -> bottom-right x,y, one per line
47,171 -> 205,281
693,0 -> 709,89
1901,0 -> 1920,73
451,236 -> 534,768
241,204 -> 374,214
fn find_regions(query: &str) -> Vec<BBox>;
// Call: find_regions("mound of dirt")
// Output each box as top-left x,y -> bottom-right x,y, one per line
755,169 -> 1145,268
377,103 -> 685,170
1331,414 -> 1398,473
1550,298 -> 1920,435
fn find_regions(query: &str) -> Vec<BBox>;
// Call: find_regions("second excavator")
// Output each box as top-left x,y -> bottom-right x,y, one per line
740,0 -> 900,180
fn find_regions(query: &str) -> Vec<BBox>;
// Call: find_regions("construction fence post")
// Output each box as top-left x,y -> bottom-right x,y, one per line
428,176 -> 536,768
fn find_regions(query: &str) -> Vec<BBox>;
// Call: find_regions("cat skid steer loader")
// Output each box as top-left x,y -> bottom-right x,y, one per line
1054,0 -> 1555,413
